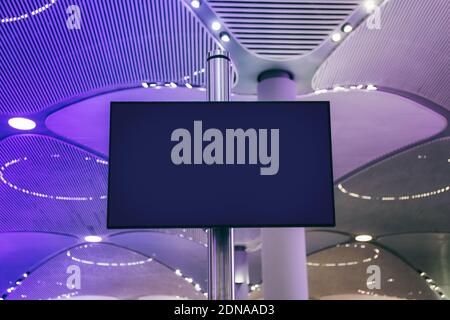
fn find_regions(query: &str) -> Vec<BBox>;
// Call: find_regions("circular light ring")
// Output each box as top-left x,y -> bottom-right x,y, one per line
0,155 -> 108,201
68,244 -> 206,296
8,118 -> 36,130
307,244 -> 379,267
67,246 -> 153,267
338,183 -> 450,201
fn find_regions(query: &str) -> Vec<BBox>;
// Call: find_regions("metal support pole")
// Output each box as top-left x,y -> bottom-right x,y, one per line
206,49 -> 235,300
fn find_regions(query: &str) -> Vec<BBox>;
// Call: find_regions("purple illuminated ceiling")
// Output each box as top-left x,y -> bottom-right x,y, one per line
0,0 -> 216,115
0,232 -> 77,293
1,0 -> 450,300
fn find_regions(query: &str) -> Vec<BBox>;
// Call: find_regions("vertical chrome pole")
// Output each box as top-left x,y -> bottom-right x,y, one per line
207,49 -> 235,300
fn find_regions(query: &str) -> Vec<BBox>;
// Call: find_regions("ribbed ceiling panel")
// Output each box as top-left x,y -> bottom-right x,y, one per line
208,0 -> 362,60
313,0 -> 450,110
0,135 -> 109,235
0,0 -> 218,115
0,134 -> 209,241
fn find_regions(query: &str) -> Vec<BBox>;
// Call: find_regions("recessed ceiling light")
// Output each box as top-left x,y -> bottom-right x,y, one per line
84,235 -> 102,243
190,0 -> 200,9
211,21 -> 221,31
142,82 -> 149,88
149,83 -> 157,88
8,117 -> 36,130
364,0 -> 377,13
342,23 -> 353,33
220,32 -> 231,42
355,234 -> 373,242
331,32 -> 342,42
185,83 -> 193,89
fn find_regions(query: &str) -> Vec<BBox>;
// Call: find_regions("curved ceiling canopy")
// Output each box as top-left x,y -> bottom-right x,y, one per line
313,0 -> 450,111
334,138 -> 450,236
46,87 -> 446,176
1,0 -> 450,300
5,242 -> 205,300
0,232 -> 77,293
307,242 -> 438,300
378,233 -> 450,298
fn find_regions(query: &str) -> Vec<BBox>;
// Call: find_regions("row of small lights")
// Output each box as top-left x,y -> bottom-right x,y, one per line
178,229 -> 208,248
314,84 -> 378,95
307,243 -> 379,267
53,291 -> 79,300
1,0 -> 57,24
419,272 -> 447,300
142,80 -> 204,91
67,244 -> 153,268
338,183 -> 450,201
174,268 -> 208,298
188,1 -> 231,44
171,228 -> 209,296
141,62 -> 211,91
0,272 -> 30,300
189,0 -> 380,46
357,289 -> 407,299
0,156 -> 109,201
330,0 -> 384,43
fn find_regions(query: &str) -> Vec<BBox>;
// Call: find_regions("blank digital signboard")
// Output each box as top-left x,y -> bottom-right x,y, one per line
107,101 -> 335,228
